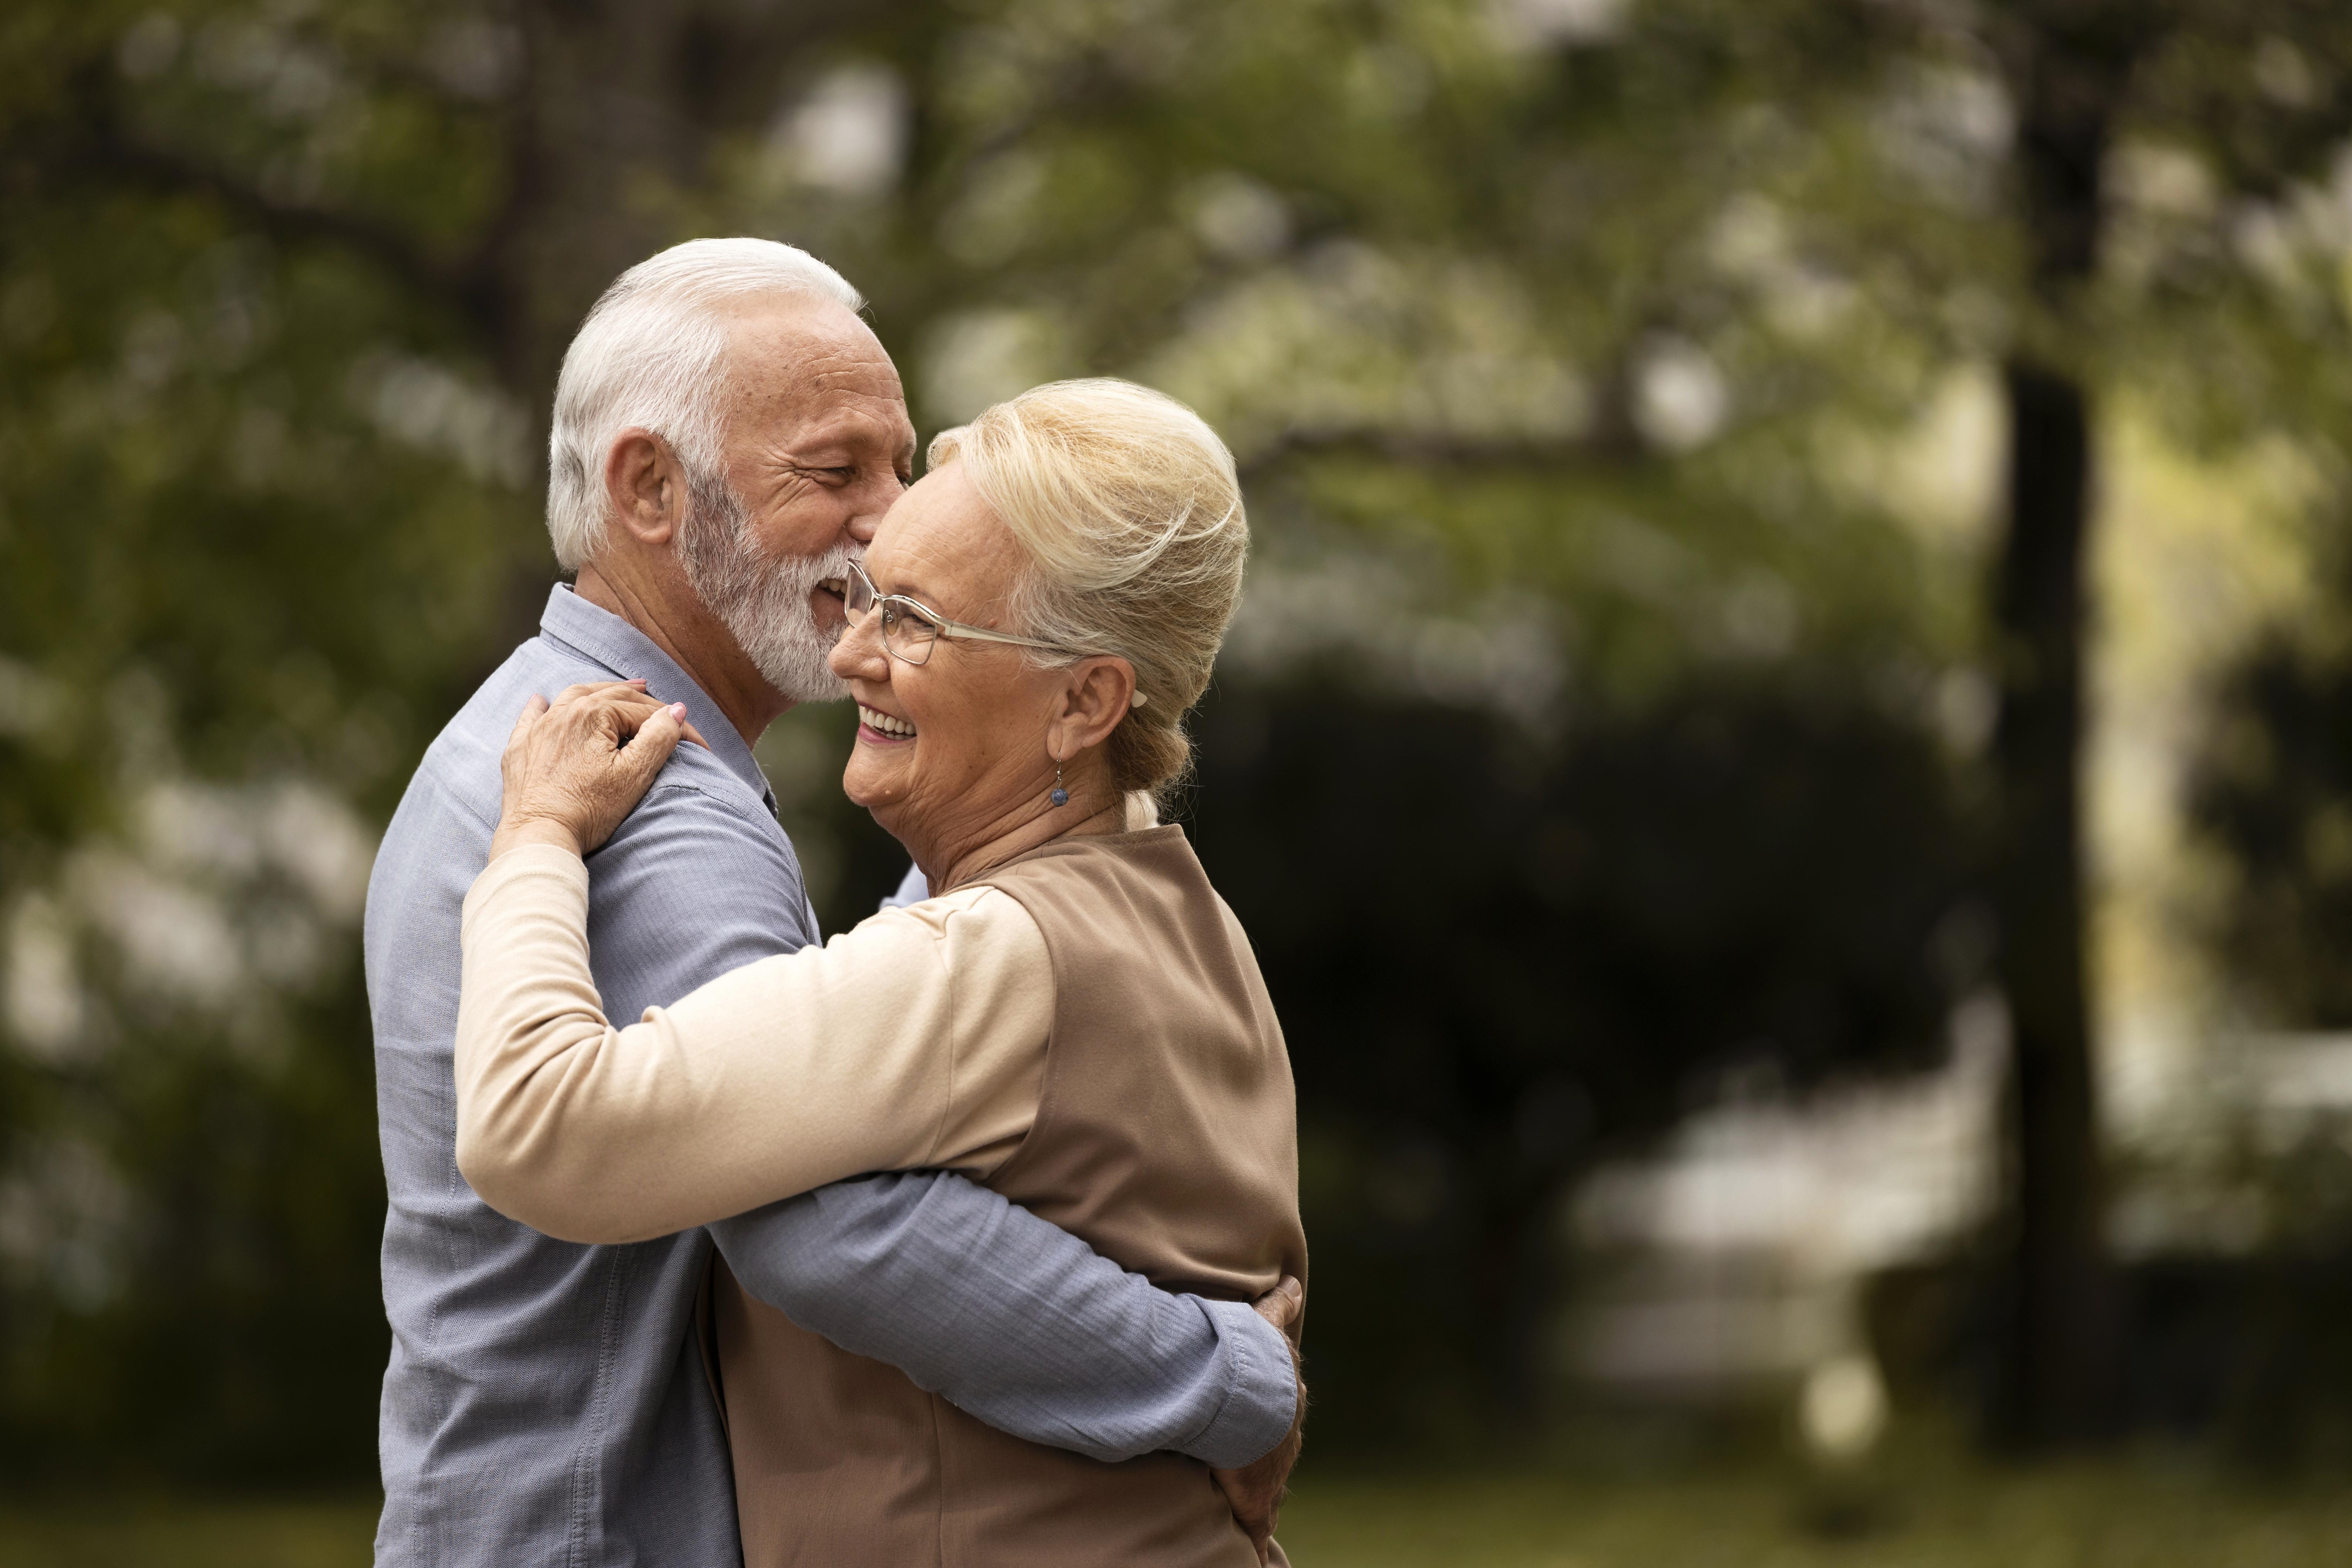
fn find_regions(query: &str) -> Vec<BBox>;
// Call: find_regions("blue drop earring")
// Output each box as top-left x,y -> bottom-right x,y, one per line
1050,761 -> 1069,808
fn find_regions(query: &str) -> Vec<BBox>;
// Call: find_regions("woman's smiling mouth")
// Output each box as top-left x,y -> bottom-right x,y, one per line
857,703 -> 916,740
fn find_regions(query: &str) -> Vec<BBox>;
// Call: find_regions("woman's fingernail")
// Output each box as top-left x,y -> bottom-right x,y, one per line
668,703 -> 687,721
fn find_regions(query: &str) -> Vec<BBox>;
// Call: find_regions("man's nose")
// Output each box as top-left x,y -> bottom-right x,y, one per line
844,472 -> 903,544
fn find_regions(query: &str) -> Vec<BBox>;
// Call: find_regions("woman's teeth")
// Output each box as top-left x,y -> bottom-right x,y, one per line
859,704 -> 916,737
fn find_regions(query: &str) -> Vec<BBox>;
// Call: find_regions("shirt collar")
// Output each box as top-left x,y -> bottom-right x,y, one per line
536,584 -> 773,803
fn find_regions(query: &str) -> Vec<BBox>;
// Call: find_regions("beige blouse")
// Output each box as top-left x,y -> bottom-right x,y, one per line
453,843 -> 1053,1244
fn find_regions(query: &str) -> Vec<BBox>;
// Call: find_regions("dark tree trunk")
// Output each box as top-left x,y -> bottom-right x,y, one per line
1989,359 -> 2113,1447
483,0 -> 915,405
1985,3 -> 2141,1451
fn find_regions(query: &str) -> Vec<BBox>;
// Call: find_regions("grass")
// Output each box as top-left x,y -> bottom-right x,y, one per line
0,1498 -> 375,1568
1276,1459 -> 2352,1567
6,1453 -> 2352,1566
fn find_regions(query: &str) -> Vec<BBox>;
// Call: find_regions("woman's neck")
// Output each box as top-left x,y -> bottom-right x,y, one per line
925,793 -> 1128,895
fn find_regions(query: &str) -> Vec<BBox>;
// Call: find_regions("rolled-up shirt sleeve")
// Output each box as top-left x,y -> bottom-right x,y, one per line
453,841 -> 1049,1244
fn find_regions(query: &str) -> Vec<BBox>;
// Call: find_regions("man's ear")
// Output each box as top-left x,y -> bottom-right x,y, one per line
604,428 -> 686,547
1049,657 -> 1137,759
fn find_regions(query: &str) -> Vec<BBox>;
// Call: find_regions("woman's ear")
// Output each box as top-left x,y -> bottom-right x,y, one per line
1048,657 -> 1136,759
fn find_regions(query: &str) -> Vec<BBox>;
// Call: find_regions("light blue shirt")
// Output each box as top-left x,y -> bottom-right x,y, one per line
364,585 -> 1295,1568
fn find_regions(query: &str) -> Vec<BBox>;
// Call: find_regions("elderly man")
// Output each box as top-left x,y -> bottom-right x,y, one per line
364,239 -> 1301,1567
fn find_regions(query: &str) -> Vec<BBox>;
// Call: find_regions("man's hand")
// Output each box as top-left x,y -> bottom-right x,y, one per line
1213,1275 -> 1305,1567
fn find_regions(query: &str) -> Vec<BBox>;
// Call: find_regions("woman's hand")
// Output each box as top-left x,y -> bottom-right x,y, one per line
488,681 -> 707,862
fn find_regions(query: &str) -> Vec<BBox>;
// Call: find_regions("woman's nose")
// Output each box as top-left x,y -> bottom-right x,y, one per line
829,611 -> 888,681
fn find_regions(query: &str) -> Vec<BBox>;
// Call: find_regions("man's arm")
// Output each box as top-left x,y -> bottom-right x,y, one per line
710,1173 -> 1298,1468
580,782 -> 1295,1469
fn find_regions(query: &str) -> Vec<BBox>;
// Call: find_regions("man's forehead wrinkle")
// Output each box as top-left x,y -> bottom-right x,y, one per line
798,344 -> 889,374
721,306 -> 900,413
739,361 -> 893,419
711,299 -> 838,384
731,333 -> 905,408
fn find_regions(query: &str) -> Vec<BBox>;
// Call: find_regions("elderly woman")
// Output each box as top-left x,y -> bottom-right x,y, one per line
453,378 -> 1304,1568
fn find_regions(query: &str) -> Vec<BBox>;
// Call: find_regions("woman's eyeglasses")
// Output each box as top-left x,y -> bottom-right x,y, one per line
839,559 -> 1078,668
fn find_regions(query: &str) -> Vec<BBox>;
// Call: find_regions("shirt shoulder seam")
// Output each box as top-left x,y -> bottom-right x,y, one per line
634,778 -> 774,829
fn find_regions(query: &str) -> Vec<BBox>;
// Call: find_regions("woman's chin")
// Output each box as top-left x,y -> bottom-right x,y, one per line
839,755 -> 906,814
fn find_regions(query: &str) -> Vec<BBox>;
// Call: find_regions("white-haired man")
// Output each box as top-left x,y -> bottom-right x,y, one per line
364,240 -> 1301,1567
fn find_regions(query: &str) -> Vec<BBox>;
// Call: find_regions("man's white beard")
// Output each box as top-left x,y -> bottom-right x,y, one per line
678,475 -> 857,705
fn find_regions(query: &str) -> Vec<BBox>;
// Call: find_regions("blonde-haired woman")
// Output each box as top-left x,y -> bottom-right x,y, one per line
454,379 -> 1305,1567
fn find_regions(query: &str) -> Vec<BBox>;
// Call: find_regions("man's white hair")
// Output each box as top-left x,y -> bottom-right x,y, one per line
545,237 -> 863,569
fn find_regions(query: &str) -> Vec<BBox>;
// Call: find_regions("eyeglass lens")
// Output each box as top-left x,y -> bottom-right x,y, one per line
841,563 -> 941,665
886,605 -> 940,665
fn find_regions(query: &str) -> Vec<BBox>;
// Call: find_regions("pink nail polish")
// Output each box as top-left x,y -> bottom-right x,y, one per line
669,703 -> 687,721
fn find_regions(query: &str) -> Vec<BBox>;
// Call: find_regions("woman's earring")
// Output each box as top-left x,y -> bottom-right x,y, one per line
1050,761 -> 1069,808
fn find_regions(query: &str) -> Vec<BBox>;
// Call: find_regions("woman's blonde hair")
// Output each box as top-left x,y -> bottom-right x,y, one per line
929,379 -> 1247,806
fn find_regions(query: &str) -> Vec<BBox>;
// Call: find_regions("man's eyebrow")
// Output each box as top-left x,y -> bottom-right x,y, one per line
776,441 -> 895,467
784,422 -> 914,462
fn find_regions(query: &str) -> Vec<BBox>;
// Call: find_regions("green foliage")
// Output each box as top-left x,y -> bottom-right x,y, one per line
2190,558 -> 2352,1029
0,0 -> 545,1477
6,0 -> 2352,1478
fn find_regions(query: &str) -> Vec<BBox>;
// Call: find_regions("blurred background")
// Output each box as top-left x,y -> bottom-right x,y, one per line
11,0 -> 2352,1561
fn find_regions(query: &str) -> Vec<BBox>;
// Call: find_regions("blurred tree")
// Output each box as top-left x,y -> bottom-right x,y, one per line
48,0 -> 933,416
3,0 -> 1995,1470
2190,547 -> 2352,1030
13,0 -> 2352,1479
1185,677 -> 1977,1436
1972,0 -> 2143,1455
1,2 -> 538,1477
1380,0 -> 2352,1451
1971,0 -> 2352,1450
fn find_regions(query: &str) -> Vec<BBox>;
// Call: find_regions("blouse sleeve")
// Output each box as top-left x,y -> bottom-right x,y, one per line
453,842 -> 1050,1244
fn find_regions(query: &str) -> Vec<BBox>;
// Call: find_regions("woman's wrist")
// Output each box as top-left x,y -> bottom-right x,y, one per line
489,814 -> 586,864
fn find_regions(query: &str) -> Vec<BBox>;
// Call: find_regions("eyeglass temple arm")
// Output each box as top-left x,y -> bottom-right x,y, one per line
937,622 -> 1069,653
936,622 -> 1148,705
